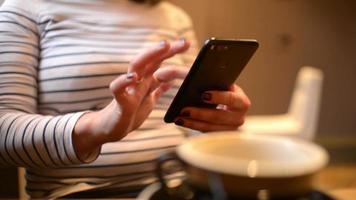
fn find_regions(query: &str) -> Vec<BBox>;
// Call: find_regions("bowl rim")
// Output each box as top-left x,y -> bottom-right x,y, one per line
176,131 -> 329,178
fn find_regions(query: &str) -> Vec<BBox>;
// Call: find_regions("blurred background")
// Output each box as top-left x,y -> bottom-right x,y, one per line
173,0 -> 356,159
172,0 -> 356,143
1,0 -> 356,198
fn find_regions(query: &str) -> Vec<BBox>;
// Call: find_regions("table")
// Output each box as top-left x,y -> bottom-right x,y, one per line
315,164 -> 356,199
85,164 -> 356,200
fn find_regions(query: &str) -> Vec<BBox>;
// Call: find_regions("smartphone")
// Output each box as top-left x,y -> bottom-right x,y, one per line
164,38 -> 259,123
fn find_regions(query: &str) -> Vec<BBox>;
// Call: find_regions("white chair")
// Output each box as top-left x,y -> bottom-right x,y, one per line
240,66 -> 324,140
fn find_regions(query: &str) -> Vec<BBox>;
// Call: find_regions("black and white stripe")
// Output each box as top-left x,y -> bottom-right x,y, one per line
0,0 -> 198,198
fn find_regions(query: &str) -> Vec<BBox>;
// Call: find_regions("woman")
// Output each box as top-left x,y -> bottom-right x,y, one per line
0,0 -> 250,198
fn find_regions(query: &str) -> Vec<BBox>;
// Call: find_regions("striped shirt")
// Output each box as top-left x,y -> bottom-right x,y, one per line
0,0 -> 198,198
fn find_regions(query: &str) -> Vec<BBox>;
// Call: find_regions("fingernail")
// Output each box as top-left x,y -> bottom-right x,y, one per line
179,37 -> 186,44
175,118 -> 184,126
126,72 -> 135,79
159,40 -> 167,47
180,110 -> 190,117
202,92 -> 212,101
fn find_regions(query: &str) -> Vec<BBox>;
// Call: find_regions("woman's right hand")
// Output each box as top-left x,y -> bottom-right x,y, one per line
73,40 -> 190,160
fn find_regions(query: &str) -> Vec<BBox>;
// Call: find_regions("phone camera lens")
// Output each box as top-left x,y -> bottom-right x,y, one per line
217,45 -> 228,51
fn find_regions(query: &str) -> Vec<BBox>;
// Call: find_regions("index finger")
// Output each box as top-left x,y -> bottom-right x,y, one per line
144,38 -> 190,77
128,40 -> 170,79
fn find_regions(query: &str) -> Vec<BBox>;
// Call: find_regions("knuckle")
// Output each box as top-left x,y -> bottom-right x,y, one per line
237,89 -> 251,110
203,110 -> 218,121
192,122 -> 210,133
200,128 -> 208,133
240,104 -> 248,111
190,109 -> 202,119
228,92 -> 236,106
201,126 -> 213,133
236,116 -> 245,126
243,97 -> 252,110
109,81 -> 116,93
212,113 -> 223,123
232,125 -> 239,130
238,98 -> 250,111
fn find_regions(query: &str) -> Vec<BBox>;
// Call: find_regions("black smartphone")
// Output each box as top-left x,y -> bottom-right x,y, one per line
164,38 -> 259,123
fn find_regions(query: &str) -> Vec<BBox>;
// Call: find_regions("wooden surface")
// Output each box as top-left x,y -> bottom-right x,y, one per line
316,164 -> 356,199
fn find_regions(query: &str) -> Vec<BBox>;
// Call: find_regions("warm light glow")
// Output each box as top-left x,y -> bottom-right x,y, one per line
247,160 -> 258,178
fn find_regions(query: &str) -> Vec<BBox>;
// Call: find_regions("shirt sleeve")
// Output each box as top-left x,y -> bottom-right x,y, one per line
0,1 -> 97,168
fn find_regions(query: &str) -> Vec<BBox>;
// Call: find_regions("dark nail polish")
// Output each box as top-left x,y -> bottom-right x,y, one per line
202,92 -> 212,101
159,40 -> 167,47
180,111 -> 190,117
126,72 -> 135,79
175,119 -> 184,126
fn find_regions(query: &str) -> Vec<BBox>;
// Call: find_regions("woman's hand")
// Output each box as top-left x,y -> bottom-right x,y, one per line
173,84 -> 251,132
73,39 -> 189,160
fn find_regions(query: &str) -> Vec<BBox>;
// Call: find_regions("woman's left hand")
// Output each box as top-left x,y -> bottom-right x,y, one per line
173,84 -> 251,132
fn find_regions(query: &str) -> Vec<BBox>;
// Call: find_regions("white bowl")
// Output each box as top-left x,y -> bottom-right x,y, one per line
177,132 -> 328,178
172,131 -> 329,198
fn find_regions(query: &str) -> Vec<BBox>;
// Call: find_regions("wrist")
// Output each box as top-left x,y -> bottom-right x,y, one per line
73,111 -> 104,161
